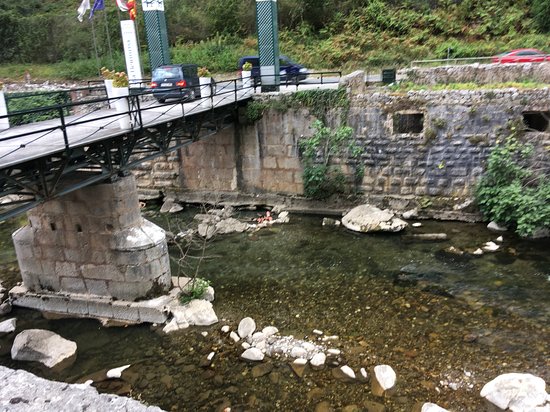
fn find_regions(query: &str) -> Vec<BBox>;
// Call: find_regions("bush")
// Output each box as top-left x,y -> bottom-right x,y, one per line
475,134 -> 550,237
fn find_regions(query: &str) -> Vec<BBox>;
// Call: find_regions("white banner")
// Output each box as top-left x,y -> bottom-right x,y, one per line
142,0 -> 164,11
120,20 -> 143,85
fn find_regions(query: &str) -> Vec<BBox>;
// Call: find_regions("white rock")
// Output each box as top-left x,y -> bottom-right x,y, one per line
340,365 -> 356,380
373,365 -> 397,393
412,222 -> 422,227
207,352 -> 215,361
480,373 -> 549,412
241,342 -> 251,350
402,208 -> 418,219
251,332 -> 266,343
310,352 -> 326,368
201,331 -> 208,337
290,347 -> 308,359
215,218 -> 248,235
11,329 -> 77,371
488,221 -> 508,232
472,248 -> 484,255
302,342 -> 316,352
277,211 -> 290,223
238,317 -> 256,339
221,325 -> 230,333
322,335 -> 339,341
262,326 -> 278,337
255,340 -> 266,351
169,204 -> 184,214
241,348 -> 264,361
106,364 -> 131,379
322,218 -> 341,227
293,358 -> 308,366
175,300 -> 218,326
0,318 -> 16,334
327,349 -> 341,356
312,329 -> 323,335
419,403 -> 450,412
483,241 -> 500,252
496,236 -> 503,242
342,204 -> 408,233
360,368 -> 368,381
162,318 -> 181,334
229,331 -> 240,342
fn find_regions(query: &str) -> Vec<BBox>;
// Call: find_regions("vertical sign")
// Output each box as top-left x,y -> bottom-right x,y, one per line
120,20 -> 143,86
142,0 -> 171,72
256,0 -> 280,91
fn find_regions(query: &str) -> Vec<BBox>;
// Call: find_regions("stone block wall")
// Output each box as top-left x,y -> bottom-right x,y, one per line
133,151 -> 180,199
12,175 -> 171,301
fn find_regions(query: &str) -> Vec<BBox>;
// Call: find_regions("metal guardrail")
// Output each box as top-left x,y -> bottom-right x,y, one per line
410,56 -> 495,68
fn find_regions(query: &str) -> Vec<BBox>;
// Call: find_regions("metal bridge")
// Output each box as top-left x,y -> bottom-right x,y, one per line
0,73 -> 340,221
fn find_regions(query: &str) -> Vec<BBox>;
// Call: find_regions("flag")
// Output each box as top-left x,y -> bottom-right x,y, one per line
115,0 -> 128,12
127,0 -> 137,20
77,0 -> 90,22
89,0 -> 105,19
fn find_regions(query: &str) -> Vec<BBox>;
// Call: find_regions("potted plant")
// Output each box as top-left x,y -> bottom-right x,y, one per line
241,62 -> 253,91
111,72 -> 131,129
101,67 -> 116,108
198,67 -> 212,105
0,81 -> 8,130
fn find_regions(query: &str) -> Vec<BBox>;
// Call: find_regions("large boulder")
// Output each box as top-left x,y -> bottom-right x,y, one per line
342,205 -> 408,233
11,329 -> 77,371
480,373 -> 549,411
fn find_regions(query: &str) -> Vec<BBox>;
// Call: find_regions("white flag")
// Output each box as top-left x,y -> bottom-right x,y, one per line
77,0 -> 91,22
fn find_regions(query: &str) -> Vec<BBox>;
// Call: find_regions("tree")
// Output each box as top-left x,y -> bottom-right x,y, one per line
532,0 -> 550,32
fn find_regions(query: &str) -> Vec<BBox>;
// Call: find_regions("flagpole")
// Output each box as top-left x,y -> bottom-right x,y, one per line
103,9 -> 115,69
91,18 -> 102,76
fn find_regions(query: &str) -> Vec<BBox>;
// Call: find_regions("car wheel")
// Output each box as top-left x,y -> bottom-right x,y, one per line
157,98 -> 165,103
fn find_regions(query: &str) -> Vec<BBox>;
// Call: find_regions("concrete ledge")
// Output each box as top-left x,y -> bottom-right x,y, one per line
9,286 -> 171,324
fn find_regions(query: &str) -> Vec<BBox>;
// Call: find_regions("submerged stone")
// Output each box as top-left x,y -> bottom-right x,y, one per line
342,205 -> 408,233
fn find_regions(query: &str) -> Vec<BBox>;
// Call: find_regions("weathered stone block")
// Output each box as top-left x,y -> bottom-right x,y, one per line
84,279 -> 109,296
60,277 -> 86,294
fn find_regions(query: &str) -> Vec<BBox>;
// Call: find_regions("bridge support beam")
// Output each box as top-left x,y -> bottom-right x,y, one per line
9,174 -> 174,324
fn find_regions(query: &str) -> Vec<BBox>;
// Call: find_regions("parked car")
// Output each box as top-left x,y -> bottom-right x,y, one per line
149,64 -> 201,103
238,55 -> 308,85
492,49 -> 550,63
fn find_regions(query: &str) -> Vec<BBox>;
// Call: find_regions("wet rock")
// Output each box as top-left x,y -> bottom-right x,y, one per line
215,218 -> 249,235
340,365 -> 356,380
290,346 -> 308,359
198,223 -> 217,239
159,197 -> 175,213
238,317 -> 256,339
251,363 -> 273,378
262,326 -> 278,337
412,222 -> 422,227
169,204 -> 183,214
402,208 -> 418,219
221,325 -> 230,333
332,366 -> 355,383
0,318 -> 16,335
106,364 -> 131,379
11,329 -> 77,371
310,352 -> 326,369
488,221 -> 508,232
171,299 -> 218,328
342,405 -> 361,412
358,368 -> 368,382
364,400 -> 386,412
315,401 -> 334,412
443,246 -> 464,255
410,233 -> 448,241
483,241 -> 500,252
371,365 -> 397,397
472,248 -> 484,255
413,403 -> 449,412
480,373 -> 549,411
496,236 -> 503,242
0,300 -> 12,316
229,331 -> 240,342
313,329 -> 323,336
307,387 -> 325,401
277,211 -> 290,223
241,348 -> 264,361
342,205 -> 408,233
526,227 -> 550,239
322,218 -> 341,227
291,359 -> 307,378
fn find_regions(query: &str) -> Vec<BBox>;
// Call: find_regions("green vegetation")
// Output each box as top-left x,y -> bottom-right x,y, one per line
0,0 -> 548,80
475,129 -> 550,237
7,92 -> 71,125
390,80 -> 549,92
178,278 -> 211,304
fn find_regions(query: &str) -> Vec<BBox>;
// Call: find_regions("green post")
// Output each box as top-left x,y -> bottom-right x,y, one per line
255,0 -> 280,92
142,0 -> 171,72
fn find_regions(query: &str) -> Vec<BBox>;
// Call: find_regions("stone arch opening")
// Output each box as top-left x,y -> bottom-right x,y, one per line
523,111 -> 549,132
394,113 -> 424,134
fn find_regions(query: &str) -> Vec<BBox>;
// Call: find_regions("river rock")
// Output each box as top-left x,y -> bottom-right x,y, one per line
215,218 -> 248,235
371,365 -> 397,397
106,364 -> 131,379
291,359 -> 307,378
241,348 -> 264,361
483,241 -> 500,252
252,363 -> 273,378
277,211 -> 290,223
342,205 -> 408,233
402,208 -> 418,219
413,403 -> 449,412
411,233 -> 448,241
11,329 -> 77,371
291,346 -> 308,359
0,318 -> 16,335
229,331 -> 240,342
238,317 -> 256,339
364,400 -> 386,412
221,325 -> 230,333
159,197 -> 175,213
169,203 -> 183,214
0,300 -> 12,316
488,221 -> 508,232
480,373 -> 549,411
197,223 -> 217,239
262,326 -> 278,337
322,218 -> 341,227
340,365 -> 356,380
310,352 -> 326,369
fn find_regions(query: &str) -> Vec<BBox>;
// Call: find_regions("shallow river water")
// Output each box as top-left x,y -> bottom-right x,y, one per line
0,209 -> 549,411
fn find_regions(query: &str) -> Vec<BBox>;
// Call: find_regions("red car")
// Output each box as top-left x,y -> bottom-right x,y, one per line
492,48 -> 550,63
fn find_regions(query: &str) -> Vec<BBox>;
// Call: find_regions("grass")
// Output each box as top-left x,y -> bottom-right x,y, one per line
390,80 -> 549,92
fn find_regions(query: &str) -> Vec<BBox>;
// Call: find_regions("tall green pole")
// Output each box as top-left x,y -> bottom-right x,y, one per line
141,0 -> 171,72
256,0 -> 280,92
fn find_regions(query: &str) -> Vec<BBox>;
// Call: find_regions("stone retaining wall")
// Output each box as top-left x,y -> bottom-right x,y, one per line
399,62 -> 550,85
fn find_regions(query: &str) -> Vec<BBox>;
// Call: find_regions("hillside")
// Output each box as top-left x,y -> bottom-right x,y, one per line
0,0 -> 549,79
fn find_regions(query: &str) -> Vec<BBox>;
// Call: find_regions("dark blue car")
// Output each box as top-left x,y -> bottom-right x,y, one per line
238,55 -> 308,85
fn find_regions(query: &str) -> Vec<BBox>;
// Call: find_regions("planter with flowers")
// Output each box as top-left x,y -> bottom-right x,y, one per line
241,61 -> 253,94
101,67 -> 116,109
112,72 -> 131,129
0,81 -> 8,130
198,67 -> 212,106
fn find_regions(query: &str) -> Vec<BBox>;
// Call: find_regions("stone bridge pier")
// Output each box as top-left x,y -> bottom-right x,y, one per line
9,175 -> 174,324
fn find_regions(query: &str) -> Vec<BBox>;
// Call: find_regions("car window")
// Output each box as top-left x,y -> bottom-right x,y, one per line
517,50 -> 540,56
153,67 -> 181,79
